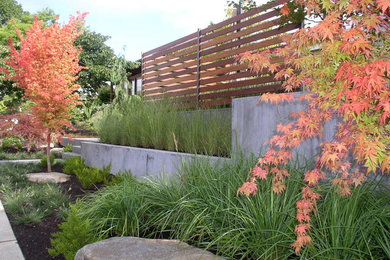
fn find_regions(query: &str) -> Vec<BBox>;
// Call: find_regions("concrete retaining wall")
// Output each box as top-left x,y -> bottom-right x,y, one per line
81,142 -> 230,179
232,93 -> 338,162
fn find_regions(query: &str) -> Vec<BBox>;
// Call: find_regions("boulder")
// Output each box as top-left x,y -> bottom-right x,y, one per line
75,237 -> 224,260
26,172 -> 70,183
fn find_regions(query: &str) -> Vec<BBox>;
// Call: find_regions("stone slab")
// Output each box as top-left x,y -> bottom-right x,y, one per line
75,237 -> 223,260
0,201 -> 15,242
81,142 -> 230,179
0,241 -> 24,260
0,200 -> 24,260
26,172 -> 70,183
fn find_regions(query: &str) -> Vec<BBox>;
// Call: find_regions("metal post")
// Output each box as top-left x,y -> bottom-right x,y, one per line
196,28 -> 201,108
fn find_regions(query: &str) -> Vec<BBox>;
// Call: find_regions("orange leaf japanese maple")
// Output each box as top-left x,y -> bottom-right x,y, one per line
238,0 -> 390,254
3,13 -> 87,172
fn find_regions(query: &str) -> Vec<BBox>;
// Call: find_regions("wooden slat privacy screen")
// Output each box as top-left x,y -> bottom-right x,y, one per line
142,0 -> 299,108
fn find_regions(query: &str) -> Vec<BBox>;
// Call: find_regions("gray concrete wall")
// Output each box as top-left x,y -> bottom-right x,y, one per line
232,93 -> 338,162
81,142 -> 230,179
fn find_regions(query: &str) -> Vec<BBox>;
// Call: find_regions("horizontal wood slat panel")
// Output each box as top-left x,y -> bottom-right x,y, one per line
141,0 -> 298,109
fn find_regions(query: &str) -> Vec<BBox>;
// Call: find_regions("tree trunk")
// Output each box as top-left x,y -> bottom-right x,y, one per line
110,82 -> 114,102
46,133 -> 51,173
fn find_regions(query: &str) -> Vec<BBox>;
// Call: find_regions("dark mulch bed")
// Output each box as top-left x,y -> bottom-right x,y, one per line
6,164 -> 103,260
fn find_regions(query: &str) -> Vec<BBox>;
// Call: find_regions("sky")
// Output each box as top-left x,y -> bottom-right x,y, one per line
16,0 -> 233,61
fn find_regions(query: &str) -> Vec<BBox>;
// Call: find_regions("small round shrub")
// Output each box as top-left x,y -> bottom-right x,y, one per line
2,136 -> 23,150
98,88 -> 112,104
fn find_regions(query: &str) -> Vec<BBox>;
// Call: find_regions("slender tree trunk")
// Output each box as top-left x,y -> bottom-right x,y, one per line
110,82 -> 114,102
46,133 -> 51,173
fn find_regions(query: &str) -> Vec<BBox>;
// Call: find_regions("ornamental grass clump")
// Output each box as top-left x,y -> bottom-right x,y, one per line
95,94 -> 231,157
50,158 -> 390,259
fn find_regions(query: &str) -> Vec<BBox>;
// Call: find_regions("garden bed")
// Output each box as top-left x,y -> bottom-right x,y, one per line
0,162 -> 105,260
6,174 -> 87,260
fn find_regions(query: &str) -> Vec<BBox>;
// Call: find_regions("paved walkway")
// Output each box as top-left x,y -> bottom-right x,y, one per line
0,200 -> 24,259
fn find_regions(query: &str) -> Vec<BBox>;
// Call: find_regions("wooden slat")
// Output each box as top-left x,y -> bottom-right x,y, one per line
143,67 -> 197,84
143,60 -> 198,79
201,63 -> 248,78
143,81 -> 196,95
145,74 -> 197,89
201,36 -> 283,63
143,32 -> 197,57
200,83 -> 283,100
200,76 -> 276,93
200,23 -> 299,57
201,10 -> 280,44
201,0 -> 286,35
200,18 -> 282,51
144,87 -> 197,99
144,39 -> 198,66
144,53 -> 197,73
144,45 -> 198,68
200,70 -> 256,85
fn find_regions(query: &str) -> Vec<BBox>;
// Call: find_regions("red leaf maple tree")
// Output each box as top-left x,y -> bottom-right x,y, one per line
238,0 -> 390,254
3,13 -> 87,172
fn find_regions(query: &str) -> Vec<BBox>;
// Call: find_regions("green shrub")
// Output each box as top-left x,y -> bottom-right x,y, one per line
2,136 -> 23,150
64,156 -> 111,188
98,87 -> 112,104
63,144 -> 73,152
40,153 -> 55,168
63,156 -> 84,175
74,165 -> 111,188
49,203 -> 102,260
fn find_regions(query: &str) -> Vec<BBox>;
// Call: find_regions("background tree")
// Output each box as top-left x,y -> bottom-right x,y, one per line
75,29 -> 115,97
0,7 -> 58,108
3,13 -> 86,172
238,0 -> 390,253
0,0 -> 23,26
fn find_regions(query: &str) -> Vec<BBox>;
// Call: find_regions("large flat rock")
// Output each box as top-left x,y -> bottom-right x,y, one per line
26,172 -> 70,183
75,237 -> 223,260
